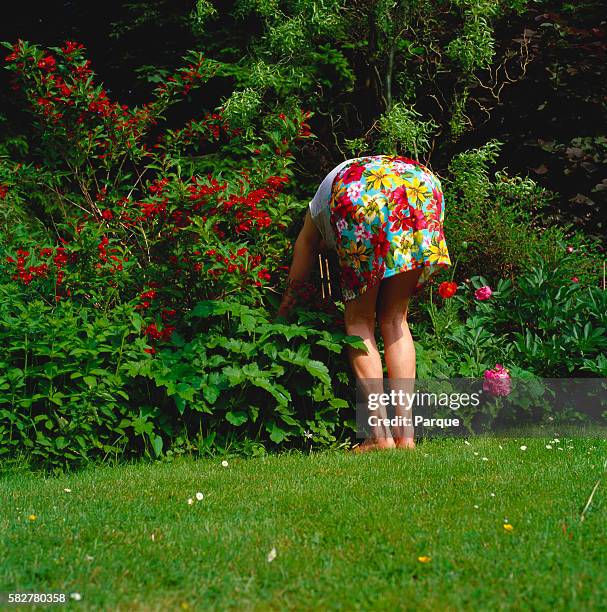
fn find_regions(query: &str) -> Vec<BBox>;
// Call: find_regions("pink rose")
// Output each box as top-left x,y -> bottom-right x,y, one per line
475,286 -> 492,300
483,364 -> 511,397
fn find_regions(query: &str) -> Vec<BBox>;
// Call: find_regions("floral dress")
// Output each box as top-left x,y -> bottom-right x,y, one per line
329,154 -> 451,301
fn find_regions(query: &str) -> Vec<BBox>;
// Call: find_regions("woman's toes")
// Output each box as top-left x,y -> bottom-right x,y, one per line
351,439 -> 396,454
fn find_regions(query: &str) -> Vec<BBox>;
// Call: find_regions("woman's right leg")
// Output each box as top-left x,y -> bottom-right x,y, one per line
344,282 -> 395,451
377,268 -> 423,449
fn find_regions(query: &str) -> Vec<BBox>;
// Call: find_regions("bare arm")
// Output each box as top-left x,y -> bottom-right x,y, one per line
277,210 -> 323,319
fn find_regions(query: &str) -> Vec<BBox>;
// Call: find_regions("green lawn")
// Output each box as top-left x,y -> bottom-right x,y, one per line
2,438 -> 606,610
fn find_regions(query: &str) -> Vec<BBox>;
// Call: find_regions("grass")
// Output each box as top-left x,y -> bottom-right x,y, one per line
1,437 -> 606,611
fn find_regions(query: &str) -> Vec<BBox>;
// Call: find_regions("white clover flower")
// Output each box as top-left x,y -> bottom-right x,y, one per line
520,445 -> 527,451
64,488 -> 72,493
546,444 -> 552,449
187,498 -> 194,505
267,547 -> 277,562
70,593 -> 82,601
195,492 -> 204,501
481,457 -> 488,461
221,460 -> 229,467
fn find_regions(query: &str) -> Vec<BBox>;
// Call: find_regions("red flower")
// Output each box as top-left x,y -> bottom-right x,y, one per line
144,323 -> 162,339
431,187 -> 443,218
257,268 -> 271,281
412,209 -> 427,231
388,203 -> 415,232
37,55 -> 56,72
438,281 -> 458,298
331,193 -> 355,220
390,185 -> 408,208
370,224 -> 390,258
341,163 -> 365,184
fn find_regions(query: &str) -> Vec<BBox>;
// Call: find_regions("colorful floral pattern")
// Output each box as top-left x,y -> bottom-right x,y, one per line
329,154 -> 451,301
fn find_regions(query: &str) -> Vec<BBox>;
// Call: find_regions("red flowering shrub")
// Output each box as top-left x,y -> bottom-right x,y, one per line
0,39 -> 351,469
1,38 -> 316,348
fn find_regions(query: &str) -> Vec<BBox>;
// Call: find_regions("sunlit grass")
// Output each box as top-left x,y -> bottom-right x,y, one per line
2,437 -> 606,610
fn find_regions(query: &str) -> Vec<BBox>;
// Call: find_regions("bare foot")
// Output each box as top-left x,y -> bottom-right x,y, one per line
351,438 -> 396,454
393,437 -> 416,450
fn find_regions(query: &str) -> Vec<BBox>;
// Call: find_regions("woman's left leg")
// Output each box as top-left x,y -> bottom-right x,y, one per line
344,283 -> 395,451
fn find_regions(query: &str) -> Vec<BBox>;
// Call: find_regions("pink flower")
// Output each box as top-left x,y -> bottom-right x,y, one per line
571,276 -> 579,283
483,364 -> 511,397
566,246 -> 574,253
475,286 -> 492,300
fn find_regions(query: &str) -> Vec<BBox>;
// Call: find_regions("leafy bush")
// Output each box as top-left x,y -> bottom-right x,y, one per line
0,290 -> 149,470
442,140 -> 603,283
414,245 -> 607,378
0,39 -> 358,470
129,300 -> 363,449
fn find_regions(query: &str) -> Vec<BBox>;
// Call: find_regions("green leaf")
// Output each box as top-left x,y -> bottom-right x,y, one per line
267,421 -> 289,443
251,377 -> 291,405
151,434 -> 163,457
278,348 -> 331,385
225,410 -> 248,426
343,335 -> 368,352
83,376 -> 97,387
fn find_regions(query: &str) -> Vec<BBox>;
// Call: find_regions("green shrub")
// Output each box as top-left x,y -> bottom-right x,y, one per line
414,246 -> 607,378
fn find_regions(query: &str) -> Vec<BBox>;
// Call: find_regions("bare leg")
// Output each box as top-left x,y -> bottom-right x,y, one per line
344,282 -> 395,452
377,268 -> 423,449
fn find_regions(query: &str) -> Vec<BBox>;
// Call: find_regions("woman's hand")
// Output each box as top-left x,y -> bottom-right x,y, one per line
276,210 -> 322,321
276,292 -> 296,321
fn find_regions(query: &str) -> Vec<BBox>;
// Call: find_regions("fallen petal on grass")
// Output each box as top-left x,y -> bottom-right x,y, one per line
418,556 -> 431,563
267,547 -> 277,562
503,524 -> 514,532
